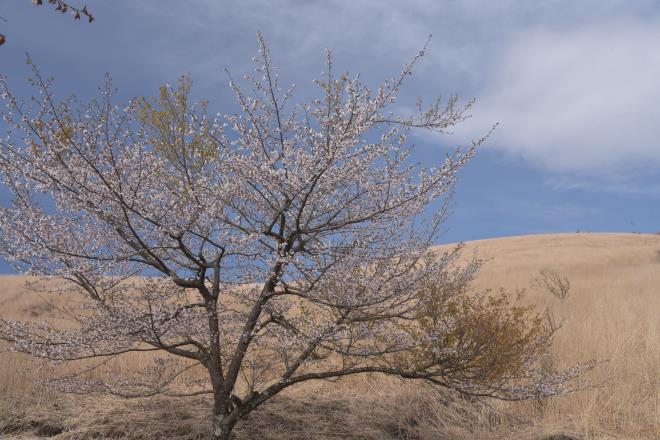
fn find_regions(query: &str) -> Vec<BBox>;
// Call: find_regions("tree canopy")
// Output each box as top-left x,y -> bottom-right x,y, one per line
0,36 -> 592,440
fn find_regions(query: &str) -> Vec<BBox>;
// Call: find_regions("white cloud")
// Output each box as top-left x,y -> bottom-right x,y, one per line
454,19 -> 660,176
137,0 -> 660,183
17,0 -> 660,185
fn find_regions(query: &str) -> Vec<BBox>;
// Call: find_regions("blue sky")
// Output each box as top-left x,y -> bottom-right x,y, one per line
1,0 -> 659,273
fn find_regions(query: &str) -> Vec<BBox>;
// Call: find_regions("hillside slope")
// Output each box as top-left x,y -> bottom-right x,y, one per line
1,233 -> 658,439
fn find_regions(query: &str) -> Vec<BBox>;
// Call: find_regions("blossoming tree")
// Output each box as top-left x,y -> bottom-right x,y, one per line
0,36 -> 589,439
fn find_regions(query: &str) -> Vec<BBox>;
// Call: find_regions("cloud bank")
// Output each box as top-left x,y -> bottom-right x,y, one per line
127,0 -> 660,181
456,20 -> 660,177
8,0 -> 660,186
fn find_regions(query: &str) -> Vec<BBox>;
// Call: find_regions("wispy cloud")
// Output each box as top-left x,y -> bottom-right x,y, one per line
123,1 -> 660,183
7,0 -> 660,191
455,19 -> 660,179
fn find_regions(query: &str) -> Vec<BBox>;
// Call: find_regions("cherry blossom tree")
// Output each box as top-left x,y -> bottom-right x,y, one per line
0,36 -> 591,439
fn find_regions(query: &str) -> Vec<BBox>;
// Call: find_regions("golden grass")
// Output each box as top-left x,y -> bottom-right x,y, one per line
461,233 -> 659,439
1,233 -> 658,439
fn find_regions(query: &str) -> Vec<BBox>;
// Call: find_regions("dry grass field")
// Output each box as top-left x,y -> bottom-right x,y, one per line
0,233 -> 658,439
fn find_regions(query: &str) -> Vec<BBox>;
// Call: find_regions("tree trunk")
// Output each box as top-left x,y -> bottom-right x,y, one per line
211,413 -> 234,440
211,392 -> 237,440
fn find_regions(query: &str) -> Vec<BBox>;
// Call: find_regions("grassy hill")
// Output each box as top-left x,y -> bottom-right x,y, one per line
1,233 -> 658,439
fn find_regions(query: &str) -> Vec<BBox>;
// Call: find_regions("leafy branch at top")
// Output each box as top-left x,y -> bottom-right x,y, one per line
33,0 -> 94,22
0,1 -> 94,46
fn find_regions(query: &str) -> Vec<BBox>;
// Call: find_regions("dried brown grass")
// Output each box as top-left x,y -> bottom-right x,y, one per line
1,233 -> 658,439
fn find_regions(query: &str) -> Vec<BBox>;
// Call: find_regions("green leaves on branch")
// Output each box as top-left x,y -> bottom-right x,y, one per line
135,76 -> 218,178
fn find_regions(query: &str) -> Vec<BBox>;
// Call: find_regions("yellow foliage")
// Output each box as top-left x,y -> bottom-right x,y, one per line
406,284 -> 547,387
135,76 -> 216,175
